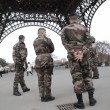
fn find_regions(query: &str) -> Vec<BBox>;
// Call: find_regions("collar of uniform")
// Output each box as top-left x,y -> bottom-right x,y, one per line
19,41 -> 24,44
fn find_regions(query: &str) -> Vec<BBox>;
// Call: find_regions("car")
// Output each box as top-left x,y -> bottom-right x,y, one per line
4,66 -> 10,73
10,67 -> 15,72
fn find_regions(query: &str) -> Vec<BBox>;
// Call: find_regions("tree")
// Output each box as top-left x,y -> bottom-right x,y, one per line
0,58 -> 8,67
94,41 -> 110,65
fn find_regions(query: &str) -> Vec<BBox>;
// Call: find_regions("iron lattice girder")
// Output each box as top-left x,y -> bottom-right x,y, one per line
0,12 -> 68,43
0,0 -> 107,43
76,0 -> 107,31
0,0 -> 81,13
0,12 -> 11,42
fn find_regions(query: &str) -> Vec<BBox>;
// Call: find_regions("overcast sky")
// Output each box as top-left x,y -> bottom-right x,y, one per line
0,1 -> 110,63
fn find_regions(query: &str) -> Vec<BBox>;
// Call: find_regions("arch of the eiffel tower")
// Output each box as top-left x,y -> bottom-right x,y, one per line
0,0 -> 107,43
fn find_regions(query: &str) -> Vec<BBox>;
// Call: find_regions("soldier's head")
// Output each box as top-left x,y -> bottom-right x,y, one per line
68,12 -> 79,24
38,28 -> 46,37
86,36 -> 95,47
88,36 -> 95,43
19,35 -> 25,42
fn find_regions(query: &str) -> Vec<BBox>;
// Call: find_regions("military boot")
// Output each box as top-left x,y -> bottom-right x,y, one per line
88,91 -> 97,106
23,88 -> 30,92
13,90 -> 21,96
74,94 -> 85,109
41,97 -> 45,102
44,95 -> 55,102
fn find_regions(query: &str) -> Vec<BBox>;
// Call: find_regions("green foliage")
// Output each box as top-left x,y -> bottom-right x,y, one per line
0,58 -> 8,67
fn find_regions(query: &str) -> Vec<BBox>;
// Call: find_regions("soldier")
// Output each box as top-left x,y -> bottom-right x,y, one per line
12,35 -> 30,96
61,12 -> 96,109
85,37 -> 99,79
33,28 -> 55,102
90,47 -> 99,79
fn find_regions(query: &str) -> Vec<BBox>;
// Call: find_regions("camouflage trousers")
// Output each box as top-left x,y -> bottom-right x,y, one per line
68,58 -> 94,94
91,64 -> 99,77
13,63 -> 27,92
36,68 -> 52,98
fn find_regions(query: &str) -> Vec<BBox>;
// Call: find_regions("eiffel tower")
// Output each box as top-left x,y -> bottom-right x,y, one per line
0,0 -> 107,43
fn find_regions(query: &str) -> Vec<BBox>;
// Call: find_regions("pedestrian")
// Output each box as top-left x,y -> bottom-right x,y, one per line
27,62 -> 33,76
33,28 -> 55,102
0,65 -> 4,77
61,12 -> 97,109
12,35 -> 30,96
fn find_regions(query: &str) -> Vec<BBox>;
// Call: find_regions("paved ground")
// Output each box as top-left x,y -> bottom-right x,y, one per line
0,67 -> 110,110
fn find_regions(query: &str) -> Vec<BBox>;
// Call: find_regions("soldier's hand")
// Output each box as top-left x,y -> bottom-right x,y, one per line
74,51 -> 83,62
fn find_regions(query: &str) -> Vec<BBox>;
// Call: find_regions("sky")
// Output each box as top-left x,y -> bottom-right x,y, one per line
0,0 -> 110,63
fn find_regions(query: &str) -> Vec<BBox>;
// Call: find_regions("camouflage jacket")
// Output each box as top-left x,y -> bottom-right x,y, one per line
89,47 -> 98,64
33,36 -> 54,68
12,41 -> 27,64
61,23 -> 93,52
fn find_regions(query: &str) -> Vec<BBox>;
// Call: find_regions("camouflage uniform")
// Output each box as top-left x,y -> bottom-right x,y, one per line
33,35 -> 54,100
61,23 -> 94,94
13,41 -> 28,92
89,47 -> 99,79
